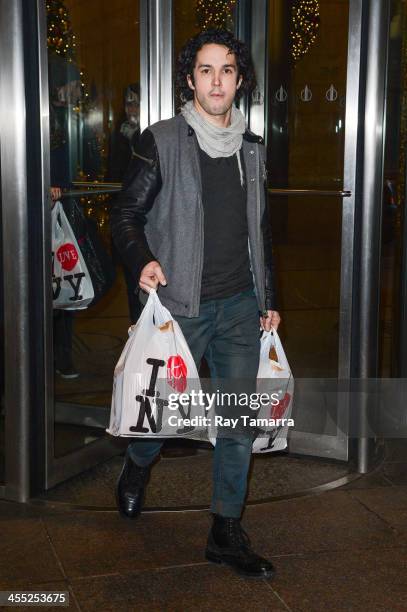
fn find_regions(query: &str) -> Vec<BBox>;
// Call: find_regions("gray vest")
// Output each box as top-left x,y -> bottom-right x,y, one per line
143,114 -> 267,318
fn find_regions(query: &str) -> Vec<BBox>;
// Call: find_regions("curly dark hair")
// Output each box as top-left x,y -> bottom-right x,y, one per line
175,29 -> 256,104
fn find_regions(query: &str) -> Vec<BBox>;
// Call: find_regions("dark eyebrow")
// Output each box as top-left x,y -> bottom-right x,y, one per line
197,63 -> 237,70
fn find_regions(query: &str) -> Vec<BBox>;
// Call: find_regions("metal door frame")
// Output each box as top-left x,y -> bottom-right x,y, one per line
0,0 -> 31,501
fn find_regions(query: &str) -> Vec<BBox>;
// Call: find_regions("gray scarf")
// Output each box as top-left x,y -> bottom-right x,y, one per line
180,100 -> 246,186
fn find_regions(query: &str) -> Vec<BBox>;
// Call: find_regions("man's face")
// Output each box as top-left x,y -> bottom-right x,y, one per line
125,100 -> 140,124
56,80 -> 82,106
187,43 -> 242,117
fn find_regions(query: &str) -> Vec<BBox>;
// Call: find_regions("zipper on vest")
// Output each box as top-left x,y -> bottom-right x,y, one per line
191,137 -> 204,316
255,145 -> 266,312
247,237 -> 256,295
196,193 -> 204,314
246,142 -> 263,313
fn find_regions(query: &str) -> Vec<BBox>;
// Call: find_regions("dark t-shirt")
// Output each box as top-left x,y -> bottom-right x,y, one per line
199,147 -> 253,301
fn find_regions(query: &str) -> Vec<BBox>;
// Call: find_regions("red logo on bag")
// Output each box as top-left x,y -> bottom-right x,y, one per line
167,355 -> 188,393
56,243 -> 79,271
270,392 -> 291,420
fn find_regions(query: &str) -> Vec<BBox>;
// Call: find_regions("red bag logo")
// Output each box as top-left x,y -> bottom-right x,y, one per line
167,355 -> 188,393
270,392 -> 291,420
56,243 -> 79,271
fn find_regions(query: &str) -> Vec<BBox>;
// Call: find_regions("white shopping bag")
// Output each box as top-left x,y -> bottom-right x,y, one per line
107,289 -> 205,439
252,328 -> 294,453
208,327 -> 294,453
52,201 -> 94,310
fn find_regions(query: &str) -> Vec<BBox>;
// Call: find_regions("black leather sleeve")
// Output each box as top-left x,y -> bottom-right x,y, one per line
261,190 -> 278,311
110,128 -> 162,282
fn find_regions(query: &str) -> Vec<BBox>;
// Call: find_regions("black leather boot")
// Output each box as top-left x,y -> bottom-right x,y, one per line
116,455 -> 151,519
205,514 -> 275,578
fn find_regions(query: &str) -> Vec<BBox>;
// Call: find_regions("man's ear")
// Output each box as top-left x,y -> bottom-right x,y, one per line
187,74 -> 195,91
236,75 -> 243,90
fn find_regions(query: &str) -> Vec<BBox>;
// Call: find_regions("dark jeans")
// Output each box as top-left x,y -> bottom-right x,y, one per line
127,289 -> 260,518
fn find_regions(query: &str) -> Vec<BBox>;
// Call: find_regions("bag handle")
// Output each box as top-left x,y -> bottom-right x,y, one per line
125,286 -> 160,335
261,327 -> 283,352
270,326 -> 282,351
264,326 -> 291,375
51,201 -> 63,238
148,288 -> 173,327
261,325 -> 281,341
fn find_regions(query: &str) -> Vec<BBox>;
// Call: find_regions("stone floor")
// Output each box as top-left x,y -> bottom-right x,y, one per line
1,439 -> 407,611
35,446 -> 351,509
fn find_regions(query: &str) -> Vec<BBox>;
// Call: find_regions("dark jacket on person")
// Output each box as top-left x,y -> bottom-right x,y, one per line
106,119 -> 140,182
110,114 -> 276,318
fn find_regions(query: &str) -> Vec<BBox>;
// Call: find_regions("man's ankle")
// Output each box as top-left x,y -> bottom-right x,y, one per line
126,454 -> 151,469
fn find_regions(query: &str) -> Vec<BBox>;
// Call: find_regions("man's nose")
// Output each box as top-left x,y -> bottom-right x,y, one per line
212,72 -> 222,86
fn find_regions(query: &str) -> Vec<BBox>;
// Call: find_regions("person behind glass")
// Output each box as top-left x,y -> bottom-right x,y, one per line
107,84 -> 142,324
49,54 -> 82,379
110,29 -> 281,579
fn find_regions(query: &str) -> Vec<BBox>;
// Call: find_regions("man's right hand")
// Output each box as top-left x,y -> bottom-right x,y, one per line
139,261 -> 167,293
50,187 -> 62,205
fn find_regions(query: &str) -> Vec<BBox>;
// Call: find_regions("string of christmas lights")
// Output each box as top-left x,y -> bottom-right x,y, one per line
196,0 -> 237,30
291,0 -> 320,63
47,1 -> 92,111
47,0 -> 77,61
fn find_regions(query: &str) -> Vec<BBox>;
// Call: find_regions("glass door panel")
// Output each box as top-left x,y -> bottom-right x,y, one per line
46,0 -> 140,468
266,0 -> 349,378
0,160 -> 3,483
379,0 -> 403,377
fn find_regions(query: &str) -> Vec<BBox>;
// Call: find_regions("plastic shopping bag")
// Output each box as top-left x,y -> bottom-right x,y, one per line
52,201 -> 95,310
252,328 -> 294,453
107,289 -> 205,439
62,199 -> 116,306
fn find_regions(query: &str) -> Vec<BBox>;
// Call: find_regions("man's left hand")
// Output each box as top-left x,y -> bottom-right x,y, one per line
260,310 -> 281,332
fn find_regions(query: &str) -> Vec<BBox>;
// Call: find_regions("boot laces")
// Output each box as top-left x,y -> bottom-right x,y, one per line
126,461 -> 149,487
227,519 -> 251,550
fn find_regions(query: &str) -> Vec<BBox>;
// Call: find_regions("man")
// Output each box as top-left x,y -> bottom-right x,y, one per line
107,83 -> 143,324
107,83 -> 141,184
110,29 -> 280,579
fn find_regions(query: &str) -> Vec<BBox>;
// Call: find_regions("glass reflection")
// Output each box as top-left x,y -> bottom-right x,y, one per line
379,0 -> 404,377
266,0 -> 349,376
47,0 -> 140,456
